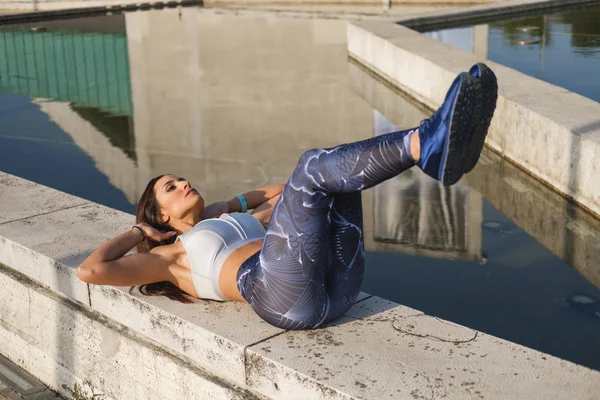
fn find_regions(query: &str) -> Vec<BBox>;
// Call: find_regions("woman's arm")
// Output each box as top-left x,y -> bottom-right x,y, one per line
250,193 -> 281,225
201,184 -> 285,219
227,184 -> 285,212
77,225 -> 177,286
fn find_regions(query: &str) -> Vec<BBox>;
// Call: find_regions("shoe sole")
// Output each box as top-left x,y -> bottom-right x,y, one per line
465,63 -> 498,173
441,73 -> 483,186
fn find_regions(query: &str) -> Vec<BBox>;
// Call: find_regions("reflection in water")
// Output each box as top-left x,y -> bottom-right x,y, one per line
567,293 -> 600,319
0,28 -> 132,116
465,145 -> 600,289
349,57 -> 600,371
0,8 -> 600,370
426,5 -> 600,102
372,111 -> 483,263
71,107 -> 135,162
493,16 -> 551,48
560,7 -> 600,55
494,7 -> 600,55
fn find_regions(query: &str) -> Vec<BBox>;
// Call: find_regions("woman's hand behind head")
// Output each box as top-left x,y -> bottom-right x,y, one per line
135,222 -> 177,242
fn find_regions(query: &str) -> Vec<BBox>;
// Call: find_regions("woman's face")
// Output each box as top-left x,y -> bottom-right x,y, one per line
153,175 -> 205,223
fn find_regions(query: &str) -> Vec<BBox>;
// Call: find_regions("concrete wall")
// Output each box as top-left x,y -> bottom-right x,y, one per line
0,263 -> 256,400
0,0 -> 496,13
2,172 -> 600,399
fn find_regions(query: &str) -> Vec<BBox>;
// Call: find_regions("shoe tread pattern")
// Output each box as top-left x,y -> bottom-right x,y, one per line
442,74 -> 483,186
465,63 -> 498,173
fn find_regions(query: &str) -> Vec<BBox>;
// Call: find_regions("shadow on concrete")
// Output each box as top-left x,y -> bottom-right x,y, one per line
574,119 -> 600,135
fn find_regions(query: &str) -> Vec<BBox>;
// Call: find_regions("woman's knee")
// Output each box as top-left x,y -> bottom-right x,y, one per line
291,148 -> 324,188
298,148 -> 322,166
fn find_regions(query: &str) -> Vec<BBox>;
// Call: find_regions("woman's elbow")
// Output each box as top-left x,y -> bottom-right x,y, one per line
77,263 -> 104,284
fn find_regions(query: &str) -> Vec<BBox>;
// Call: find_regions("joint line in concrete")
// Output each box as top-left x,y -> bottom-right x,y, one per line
0,202 -> 90,226
244,330 -> 288,351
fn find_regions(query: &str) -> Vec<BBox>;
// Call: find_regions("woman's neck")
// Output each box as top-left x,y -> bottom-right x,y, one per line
170,212 -> 202,234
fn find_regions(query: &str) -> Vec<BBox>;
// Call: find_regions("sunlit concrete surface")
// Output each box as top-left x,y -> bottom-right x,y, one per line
1,174 -> 599,398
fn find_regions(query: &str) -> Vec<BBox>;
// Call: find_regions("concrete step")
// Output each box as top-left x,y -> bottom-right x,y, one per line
0,355 -> 63,400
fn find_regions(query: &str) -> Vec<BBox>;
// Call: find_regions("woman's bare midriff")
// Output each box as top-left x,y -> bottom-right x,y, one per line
219,239 -> 264,302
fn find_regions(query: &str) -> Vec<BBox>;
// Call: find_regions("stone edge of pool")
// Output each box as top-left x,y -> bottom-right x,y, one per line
1,172 -> 599,400
348,0 -> 600,219
0,0 -> 496,14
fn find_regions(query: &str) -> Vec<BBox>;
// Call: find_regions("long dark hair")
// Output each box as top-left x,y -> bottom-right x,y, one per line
130,174 -> 195,303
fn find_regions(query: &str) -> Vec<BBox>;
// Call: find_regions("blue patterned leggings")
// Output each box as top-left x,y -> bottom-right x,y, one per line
236,128 -> 416,330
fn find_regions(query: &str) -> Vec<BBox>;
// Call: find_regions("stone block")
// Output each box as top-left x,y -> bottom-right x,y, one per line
0,172 -> 88,225
246,297 -> 600,400
89,284 -> 284,385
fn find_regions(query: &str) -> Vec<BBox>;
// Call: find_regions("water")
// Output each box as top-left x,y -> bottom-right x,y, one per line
425,5 -> 600,103
1,8 -> 599,371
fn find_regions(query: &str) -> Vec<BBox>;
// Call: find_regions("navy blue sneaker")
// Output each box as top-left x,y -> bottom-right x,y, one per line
464,62 -> 498,173
418,72 -> 483,186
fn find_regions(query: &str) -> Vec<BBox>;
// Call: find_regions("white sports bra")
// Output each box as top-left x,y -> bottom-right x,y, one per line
177,213 -> 265,301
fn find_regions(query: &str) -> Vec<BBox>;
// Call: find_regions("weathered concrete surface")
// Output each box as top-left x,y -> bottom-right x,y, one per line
2,173 -> 600,399
0,173 -> 92,305
89,285 -> 285,385
0,264 -> 259,400
204,0 -> 494,5
246,297 -> 600,400
0,173 -> 88,225
347,17 -> 600,219
0,172 -> 284,386
0,353 -> 63,399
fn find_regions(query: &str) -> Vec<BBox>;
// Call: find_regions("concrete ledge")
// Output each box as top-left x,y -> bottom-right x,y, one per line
0,0 -> 201,15
0,264 -> 258,400
0,2 -> 453,24
394,0 -> 600,30
347,4 -> 600,218
202,0 -> 494,4
2,172 -> 600,399
0,0 -> 494,14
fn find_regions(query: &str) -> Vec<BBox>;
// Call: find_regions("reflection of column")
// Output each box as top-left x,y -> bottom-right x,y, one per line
370,110 -> 483,262
124,9 -> 371,204
126,8 -> 204,199
465,149 -> 600,287
473,24 -> 489,59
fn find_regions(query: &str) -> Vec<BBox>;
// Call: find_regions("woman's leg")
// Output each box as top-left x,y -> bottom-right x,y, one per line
237,71 -> 487,330
237,127 -> 416,330
324,191 -> 365,323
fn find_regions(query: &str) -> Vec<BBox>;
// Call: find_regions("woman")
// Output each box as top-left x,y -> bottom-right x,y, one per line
78,64 -> 497,330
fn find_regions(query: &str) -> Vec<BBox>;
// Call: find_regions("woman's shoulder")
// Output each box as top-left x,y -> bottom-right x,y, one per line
149,240 -> 185,259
